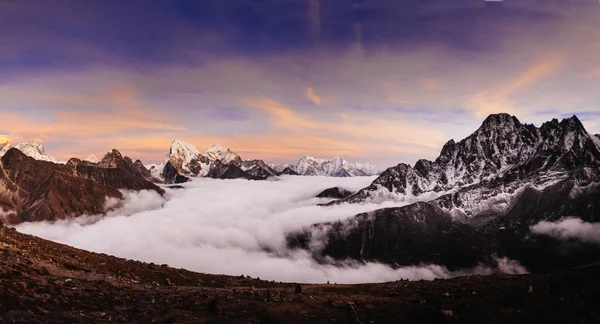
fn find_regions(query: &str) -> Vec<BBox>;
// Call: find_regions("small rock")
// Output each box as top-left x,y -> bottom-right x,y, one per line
442,310 -> 453,317
295,284 -> 302,294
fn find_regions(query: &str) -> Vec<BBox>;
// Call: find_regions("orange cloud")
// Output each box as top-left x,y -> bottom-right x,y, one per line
245,97 -> 446,154
419,78 -> 439,91
0,84 -> 185,141
305,87 -> 322,105
465,56 -> 564,117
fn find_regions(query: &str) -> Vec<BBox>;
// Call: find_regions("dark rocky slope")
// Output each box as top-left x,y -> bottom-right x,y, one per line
0,149 -> 163,224
1,225 -> 599,323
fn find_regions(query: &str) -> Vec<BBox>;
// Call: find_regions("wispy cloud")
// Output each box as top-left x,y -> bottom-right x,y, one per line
464,56 -> 564,117
305,87 -> 322,105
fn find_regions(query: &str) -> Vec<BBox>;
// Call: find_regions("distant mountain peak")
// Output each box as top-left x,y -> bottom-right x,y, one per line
204,144 -> 241,164
275,155 -> 378,177
84,155 -> 99,163
206,144 -> 227,152
13,141 -> 57,163
103,149 -> 123,160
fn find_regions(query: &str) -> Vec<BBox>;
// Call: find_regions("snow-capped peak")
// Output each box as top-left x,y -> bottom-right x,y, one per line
168,139 -> 202,163
0,138 -> 11,157
13,141 -> 57,163
84,155 -> 99,163
204,144 -> 241,164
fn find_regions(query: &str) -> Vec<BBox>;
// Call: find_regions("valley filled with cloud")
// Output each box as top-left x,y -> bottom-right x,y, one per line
16,176 -> 527,283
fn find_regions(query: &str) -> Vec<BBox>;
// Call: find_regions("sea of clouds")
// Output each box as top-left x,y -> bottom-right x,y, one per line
16,176 -> 527,283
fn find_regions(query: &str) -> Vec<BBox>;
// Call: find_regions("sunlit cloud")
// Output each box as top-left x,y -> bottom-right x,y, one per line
305,87 -> 322,105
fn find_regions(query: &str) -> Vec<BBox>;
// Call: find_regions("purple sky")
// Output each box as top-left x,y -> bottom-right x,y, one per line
1,0 -> 599,168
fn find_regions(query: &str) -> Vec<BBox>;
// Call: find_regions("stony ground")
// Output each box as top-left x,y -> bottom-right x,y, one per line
0,226 -> 599,323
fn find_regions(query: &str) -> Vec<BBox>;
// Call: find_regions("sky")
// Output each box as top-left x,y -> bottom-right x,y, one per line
1,0 -> 599,168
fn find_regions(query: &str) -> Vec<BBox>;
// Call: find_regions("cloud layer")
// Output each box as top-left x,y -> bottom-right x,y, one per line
16,176 -> 526,283
530,218 -> 600,245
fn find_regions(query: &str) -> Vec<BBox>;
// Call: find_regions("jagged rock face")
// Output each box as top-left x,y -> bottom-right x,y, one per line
316,187 -> 353,199
98,149 -> 153,180
207,160 -> 264,180
162,161 -> 190,184
239,160 -> 278,178
0,148 -> 163,224
66,158 -> 98,167
341,114 -> 600,204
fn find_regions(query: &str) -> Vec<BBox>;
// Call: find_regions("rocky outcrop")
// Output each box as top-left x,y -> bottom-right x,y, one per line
316,187 -> 353,199
0,148 -> 163,224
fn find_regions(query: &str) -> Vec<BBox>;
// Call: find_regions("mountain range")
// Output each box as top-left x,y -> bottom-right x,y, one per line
289,114 -> 600,272
149,140 -> 378,183
2,113 -> 600,275
271,156 -> 379,177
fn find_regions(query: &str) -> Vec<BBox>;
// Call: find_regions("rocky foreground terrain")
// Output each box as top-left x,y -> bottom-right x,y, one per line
1,226 -> 599,324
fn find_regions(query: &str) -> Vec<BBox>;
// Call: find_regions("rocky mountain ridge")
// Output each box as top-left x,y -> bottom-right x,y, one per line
337,114 -> 600,205
154,140 -> 280,183
0,140 -> 57,163
0,148 -> 163,224
291,114 -> 600,272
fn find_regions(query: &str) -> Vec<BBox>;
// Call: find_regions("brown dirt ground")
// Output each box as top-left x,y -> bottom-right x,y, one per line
0,227 -> 599,323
